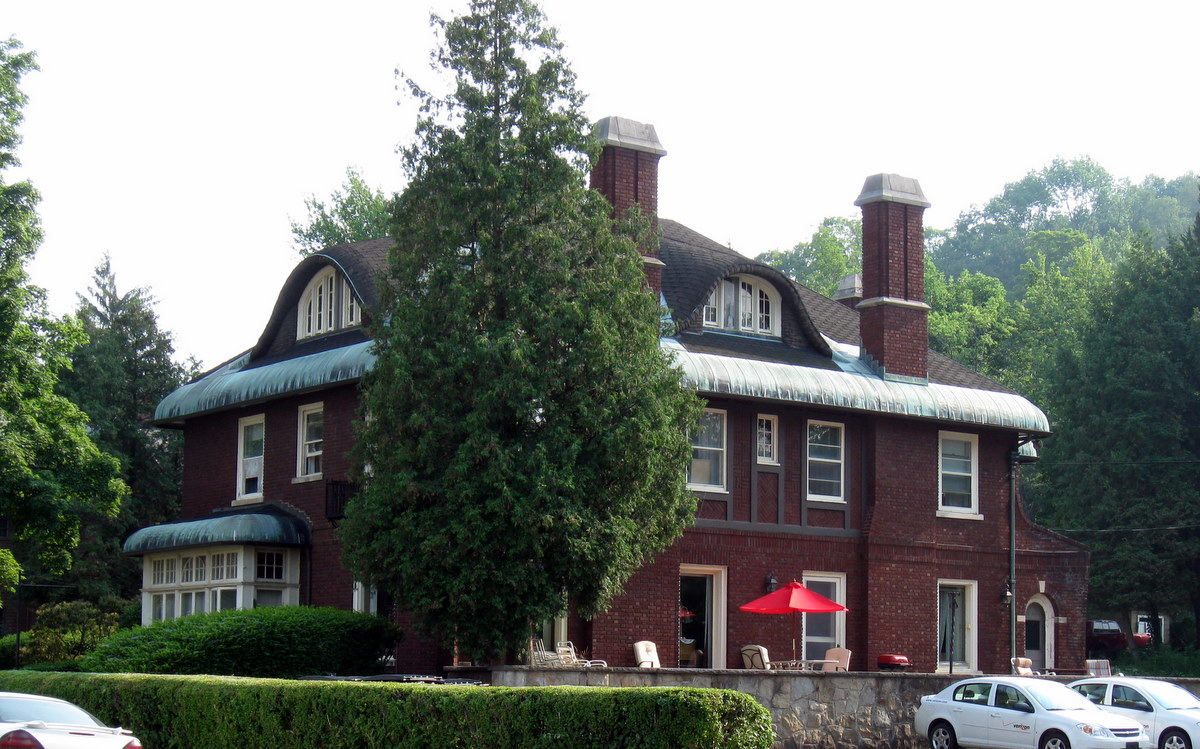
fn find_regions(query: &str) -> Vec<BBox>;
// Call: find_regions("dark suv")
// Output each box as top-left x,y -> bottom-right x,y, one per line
1086,619 -> 1151,658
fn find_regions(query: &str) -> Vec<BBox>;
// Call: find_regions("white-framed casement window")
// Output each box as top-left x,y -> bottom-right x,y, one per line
236,415 -> 265,502
702,276 -> 781,337
687,409 -> 726,491
756,415 -> 779,465
297,267 -> 363,341
141,546 -> 300,625
802,572 -> 846,660
807,421 -> 845,503
937,579 -> 978,673
296,403 -> 324,479
938,431 -> 980,518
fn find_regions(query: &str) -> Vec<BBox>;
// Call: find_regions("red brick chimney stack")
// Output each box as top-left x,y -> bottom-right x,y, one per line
854,174 -> 931,382
590,116 -> 667,296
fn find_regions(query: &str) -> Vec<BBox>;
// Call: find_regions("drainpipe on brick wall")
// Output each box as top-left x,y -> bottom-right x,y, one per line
1008,451 -> 1019,669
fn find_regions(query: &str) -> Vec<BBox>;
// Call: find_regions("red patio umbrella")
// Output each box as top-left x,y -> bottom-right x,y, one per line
739,581 -> 849,662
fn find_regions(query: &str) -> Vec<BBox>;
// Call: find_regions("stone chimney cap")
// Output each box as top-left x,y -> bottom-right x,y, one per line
593,116 -> 667,156
832,273 -> 863,301
854,173 -> 930,208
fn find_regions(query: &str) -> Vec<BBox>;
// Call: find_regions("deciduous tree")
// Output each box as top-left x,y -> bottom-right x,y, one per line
341,1 -> 702,662
290,167 -> 391,254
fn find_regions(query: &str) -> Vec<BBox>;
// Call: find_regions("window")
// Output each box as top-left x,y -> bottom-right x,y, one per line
756,415 -> 778,465
210,552 -> 239,581
179,590 -> 206,617
141,548 -> 297,626
212,588 -> 238,611
256,550 -> 285,581
938,580 -> 977,672
237,415 -> 265,500
151,558 -> 176,585
297,266 -> 362,340
297,403 -> 324,478
701,275 -> 780,337
807,421 -> 844,502
802,573 -> 846,660
687,409 -> 726,491
939,432 -> 979,516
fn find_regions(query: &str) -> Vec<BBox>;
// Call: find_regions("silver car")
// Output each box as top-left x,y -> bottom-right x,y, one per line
1070,677 -> 1200,749
915,676 -> 1148,748
0,692 -> 142,749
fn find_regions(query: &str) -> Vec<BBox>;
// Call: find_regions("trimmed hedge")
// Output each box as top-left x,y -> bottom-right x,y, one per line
80,606 -> 400,678
0,672 -> 773,748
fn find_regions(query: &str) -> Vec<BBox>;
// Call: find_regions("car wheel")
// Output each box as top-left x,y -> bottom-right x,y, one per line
929,721 -> 958,749
1040,731 -> 1071,749
1161,729 -> 1192,749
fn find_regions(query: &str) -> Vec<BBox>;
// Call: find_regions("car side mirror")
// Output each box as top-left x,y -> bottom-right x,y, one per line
1014,701 -> 1033,713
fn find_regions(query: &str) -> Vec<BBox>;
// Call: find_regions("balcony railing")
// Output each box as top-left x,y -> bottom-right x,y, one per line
325,481 -> 359,522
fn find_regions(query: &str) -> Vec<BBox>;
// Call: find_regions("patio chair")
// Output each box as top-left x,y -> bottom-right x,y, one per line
530,648 -> 563,668
740,644 -> 770,670
634,640 -> 660,669
1011,656 -> 1034,676
821,647 -> 851,672
1086,659 -> 1121,677
555,641 -> 607,667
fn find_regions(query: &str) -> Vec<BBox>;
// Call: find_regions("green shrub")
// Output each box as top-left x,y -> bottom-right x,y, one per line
0,672 -> 774,749
24,601 -> 120,664
81,606 -> 400,678
21,660 -> 83,672
0,634 -> 17,670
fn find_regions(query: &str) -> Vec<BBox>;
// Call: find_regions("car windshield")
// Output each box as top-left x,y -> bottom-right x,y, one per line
0,697 -> 101,726
1023,680 -> 1099,711
1138,681 -> 1200,710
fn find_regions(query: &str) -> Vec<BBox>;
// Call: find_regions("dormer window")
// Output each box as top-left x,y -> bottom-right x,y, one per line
297,266 -> 361,340
702,275 -> 780,337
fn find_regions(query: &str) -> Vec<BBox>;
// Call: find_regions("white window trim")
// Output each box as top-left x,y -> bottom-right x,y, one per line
679,563 -> 727,669
937,431 -> 981,519
807,420 -> 845,503
802,571 -> 846,660
235,414 -> 265,504
297,267 -> 362,341
703,275 -> 781,338
141,546 -> 299,625
937,579 -> 978,674
295,402 -> 324,480
687,409 -> 727,492
756,414 -> 779,465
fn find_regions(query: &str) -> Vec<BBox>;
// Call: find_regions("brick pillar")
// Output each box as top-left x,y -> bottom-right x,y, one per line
854,174 -> 931,382
590,116 -> 667,297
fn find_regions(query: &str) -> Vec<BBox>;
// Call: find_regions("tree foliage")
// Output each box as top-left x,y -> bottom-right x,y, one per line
340,0 -> 702,662
290,167 -> 391,254
0,38 -> 126,601
1034,217 -> 1200,637
756,216 -> 861,296
55,256 -> 194,600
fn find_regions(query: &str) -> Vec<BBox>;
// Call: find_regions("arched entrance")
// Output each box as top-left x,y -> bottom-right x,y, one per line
1024,596 -> 1055,671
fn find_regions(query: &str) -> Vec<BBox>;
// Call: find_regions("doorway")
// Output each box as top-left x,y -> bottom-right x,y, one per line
678,564 -> 727,668
1024,595 -> 1055,670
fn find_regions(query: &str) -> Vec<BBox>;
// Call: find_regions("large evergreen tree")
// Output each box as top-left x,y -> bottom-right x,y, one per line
55,256 -> 193,600
340,0 -> 702,661
0,38 -> 126,600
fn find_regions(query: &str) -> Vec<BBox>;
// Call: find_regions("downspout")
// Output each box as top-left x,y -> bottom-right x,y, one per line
1008,450 -> 1018,670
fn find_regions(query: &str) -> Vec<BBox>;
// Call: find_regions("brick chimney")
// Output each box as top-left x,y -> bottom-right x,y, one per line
590,116 -> 667,295
854,174 -> 931,382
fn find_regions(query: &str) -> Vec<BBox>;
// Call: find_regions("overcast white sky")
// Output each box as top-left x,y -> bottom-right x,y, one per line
6,0 -> 1196,369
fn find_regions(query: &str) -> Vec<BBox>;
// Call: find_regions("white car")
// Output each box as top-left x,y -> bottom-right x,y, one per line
1070,676 -> 1200,749
0,692 -> 142,749
915,676 -> 1149,748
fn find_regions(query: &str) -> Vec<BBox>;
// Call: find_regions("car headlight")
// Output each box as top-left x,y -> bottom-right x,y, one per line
1077,723 -> 1115,739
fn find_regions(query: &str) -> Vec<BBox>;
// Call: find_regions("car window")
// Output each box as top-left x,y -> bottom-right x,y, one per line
0,697 -> 101,726
954,683 -> 993,705
1140,680 -> 1200,710
994,684 -> 1033,712
1024,680 -> 1100,711
1113,685 -> 1152,712
1072,683 -> 1108,704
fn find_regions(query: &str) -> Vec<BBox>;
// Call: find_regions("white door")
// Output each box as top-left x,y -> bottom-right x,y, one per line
1024,602 -> 1046,671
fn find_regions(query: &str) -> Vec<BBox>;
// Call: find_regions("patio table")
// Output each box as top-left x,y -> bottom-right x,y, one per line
776,659 -> 837,671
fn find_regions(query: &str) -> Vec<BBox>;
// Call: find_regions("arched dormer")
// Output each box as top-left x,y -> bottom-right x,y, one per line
702,274 -> 782,338
296,265 -> 361,341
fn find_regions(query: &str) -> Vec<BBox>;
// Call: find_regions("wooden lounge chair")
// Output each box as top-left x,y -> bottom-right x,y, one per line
634,640 -> 660,669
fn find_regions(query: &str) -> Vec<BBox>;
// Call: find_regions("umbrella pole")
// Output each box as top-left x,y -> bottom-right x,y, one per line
791,611 -> 798,661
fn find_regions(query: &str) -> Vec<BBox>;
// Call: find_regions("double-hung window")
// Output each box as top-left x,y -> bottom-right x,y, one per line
237,415 -> 265,500
297,403 -> 324,478
687,409 -> 726,491
807,421 -> 844,502
939,431 -> 979,517
756,415 -> 779,465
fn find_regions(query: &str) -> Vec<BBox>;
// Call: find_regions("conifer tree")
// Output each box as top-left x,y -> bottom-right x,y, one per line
341,0 -> 701,661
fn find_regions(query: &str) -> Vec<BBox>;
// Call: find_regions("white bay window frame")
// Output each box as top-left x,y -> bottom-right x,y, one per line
140,546 -> 300,625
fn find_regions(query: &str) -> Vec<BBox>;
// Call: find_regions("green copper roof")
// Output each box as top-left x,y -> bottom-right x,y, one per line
154,336 -> 1048,437
154,341 -> 376,424
666,338 -> 1050,436
123,505 -> 310,555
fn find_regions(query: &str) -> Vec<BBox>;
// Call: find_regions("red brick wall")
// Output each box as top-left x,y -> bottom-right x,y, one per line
858,199 -> 928,379
589,144 -> 663,296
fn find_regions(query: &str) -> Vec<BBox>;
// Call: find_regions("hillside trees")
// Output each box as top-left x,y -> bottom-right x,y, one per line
290,167 -> 391,254
341,0 -> 702,662
0,38 -> 126,599
756,216 -> 861,296
55,256 -> 194,599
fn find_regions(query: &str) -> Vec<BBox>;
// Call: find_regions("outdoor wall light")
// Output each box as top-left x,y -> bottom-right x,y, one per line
1002,580 -> 1013,605
765,573 -> 779,593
